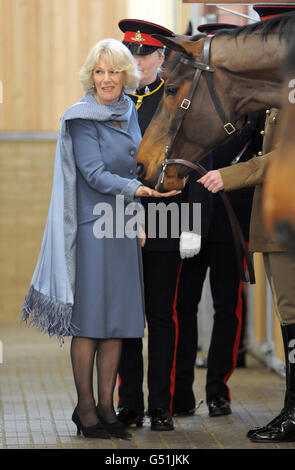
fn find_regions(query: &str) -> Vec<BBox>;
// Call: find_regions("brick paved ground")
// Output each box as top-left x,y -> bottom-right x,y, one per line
0,322 -> 294,451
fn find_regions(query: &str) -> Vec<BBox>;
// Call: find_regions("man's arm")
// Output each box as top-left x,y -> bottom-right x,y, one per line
197,151 -> 275,193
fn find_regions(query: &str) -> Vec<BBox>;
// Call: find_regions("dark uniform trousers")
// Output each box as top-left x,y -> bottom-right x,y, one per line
118,252 -> 182,414
118,75 -> 184,414
173,241 -> 242,407
143,252 -> 182,412
118,339 -> 144,414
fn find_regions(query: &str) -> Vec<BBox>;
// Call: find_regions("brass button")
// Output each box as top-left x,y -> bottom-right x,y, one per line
266,109 -> 271,115
260,130 -> 265,135
258,151 -> 263,156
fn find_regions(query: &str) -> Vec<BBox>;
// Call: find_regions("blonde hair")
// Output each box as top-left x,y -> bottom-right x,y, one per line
79,38 -> 140,94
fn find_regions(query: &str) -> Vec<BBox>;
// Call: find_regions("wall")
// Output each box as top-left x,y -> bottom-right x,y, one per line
0,0 -> 128,132
0,140 -> 55,323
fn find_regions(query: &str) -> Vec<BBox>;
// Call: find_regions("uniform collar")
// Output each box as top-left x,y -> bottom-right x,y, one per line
135,75 -> 162,95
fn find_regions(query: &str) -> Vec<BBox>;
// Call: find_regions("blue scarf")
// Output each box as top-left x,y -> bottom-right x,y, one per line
22,92 -> 134,341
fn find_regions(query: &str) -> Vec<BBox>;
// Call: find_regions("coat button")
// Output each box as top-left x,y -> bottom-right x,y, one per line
129,169 -> 134,175
130,149 -> 136,156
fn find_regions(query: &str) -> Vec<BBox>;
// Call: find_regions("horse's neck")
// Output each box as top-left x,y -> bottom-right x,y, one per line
212,35 -> 285,77
212,35 -> 287,112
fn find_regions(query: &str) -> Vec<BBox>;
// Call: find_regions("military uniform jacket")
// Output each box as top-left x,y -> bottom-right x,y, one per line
220,108 -> 282,252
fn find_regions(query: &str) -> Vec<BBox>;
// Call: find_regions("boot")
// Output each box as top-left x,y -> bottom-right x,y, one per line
247,323 -> 295,442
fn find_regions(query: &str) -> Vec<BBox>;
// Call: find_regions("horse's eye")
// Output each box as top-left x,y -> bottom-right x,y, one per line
166,86 -> 178,96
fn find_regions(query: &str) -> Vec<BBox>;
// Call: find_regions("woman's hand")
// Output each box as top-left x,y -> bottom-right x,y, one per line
135,185 -> 181,198
197,170 -> 224,193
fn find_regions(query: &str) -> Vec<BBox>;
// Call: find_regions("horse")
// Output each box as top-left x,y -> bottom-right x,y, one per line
136,12 -> 294,192
263,39 -> 295,253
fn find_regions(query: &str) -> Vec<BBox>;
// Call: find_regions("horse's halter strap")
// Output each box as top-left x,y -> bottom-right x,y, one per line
157,35 -> 255,284
161,36 -> 237,169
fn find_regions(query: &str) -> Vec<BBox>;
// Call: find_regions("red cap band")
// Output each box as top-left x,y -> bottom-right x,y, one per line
123,31 -> 164,47
260,14 -> 282,20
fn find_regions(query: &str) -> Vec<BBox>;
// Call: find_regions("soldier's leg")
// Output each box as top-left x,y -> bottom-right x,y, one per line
117,338 -> 144,418
206,242 -> 242,404
172,248 -> 208,413
247,252 -> 295,442
143,251 -> 182,416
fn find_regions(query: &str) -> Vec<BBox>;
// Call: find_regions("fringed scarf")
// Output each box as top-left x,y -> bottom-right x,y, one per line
22,92 -> 134,342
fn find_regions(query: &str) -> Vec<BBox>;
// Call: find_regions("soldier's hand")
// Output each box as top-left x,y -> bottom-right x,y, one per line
197,170 -> 224,193
179,232 -> 201,259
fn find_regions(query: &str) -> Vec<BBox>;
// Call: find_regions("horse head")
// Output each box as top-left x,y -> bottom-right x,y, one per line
136,34 -> 243,191
136,16 -> 289,191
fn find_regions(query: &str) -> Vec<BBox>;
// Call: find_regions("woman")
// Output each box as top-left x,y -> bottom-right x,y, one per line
22,38 -> 178,440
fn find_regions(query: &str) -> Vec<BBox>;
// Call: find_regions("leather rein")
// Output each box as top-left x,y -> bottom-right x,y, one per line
158,35 -> 255,284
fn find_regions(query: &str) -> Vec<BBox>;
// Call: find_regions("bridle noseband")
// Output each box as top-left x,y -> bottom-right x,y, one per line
157,35 -> 255,284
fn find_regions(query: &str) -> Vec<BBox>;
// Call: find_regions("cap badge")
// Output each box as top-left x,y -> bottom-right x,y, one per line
131,30 -> 146,42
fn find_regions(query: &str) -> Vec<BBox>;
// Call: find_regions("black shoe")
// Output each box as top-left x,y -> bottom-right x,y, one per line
172,407 -> 195,417
117,407 -> 144,427
207,397 -> 231,417
96,410 -> 132,440
150,408 -> 174,431
246,408 -> 286,440
247,324 -> 295,442
72,408 -> 110,439
246,408 -> 295,443
247,390 -> 295,443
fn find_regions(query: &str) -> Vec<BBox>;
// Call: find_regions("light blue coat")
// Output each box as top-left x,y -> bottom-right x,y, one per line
22,92 -> 145,340
69,99 -> 145,338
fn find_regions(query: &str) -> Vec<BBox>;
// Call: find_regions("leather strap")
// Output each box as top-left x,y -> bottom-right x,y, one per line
202,37 -> 238,135
167,51 -> 206,155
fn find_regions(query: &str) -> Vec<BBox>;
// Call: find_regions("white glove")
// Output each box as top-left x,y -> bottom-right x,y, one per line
179,232 -> 201,259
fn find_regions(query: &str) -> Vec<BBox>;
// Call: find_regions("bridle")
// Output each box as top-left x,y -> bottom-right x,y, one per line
157,35 -> 242,187
157,35 -> 255,284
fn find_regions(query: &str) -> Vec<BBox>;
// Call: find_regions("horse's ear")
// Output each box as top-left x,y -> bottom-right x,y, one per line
152,34 -> 192,56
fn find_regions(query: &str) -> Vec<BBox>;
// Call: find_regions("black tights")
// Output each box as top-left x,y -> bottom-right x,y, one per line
71,336 -> 122,427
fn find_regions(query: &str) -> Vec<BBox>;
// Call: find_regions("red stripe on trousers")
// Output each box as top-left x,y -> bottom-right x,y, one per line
223,252 -> 248,402
169,260 -> 183,413
117,374 -> 122,406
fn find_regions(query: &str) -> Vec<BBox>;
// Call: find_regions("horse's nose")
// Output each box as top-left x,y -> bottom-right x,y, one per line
136,162 -> 146,180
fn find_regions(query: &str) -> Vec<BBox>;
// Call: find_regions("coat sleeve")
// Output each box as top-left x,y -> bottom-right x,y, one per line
68,118 -> 142,201
220,151 -> 275,191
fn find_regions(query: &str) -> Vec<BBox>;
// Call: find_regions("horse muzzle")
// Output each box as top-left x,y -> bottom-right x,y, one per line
136,162 -> 146,180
